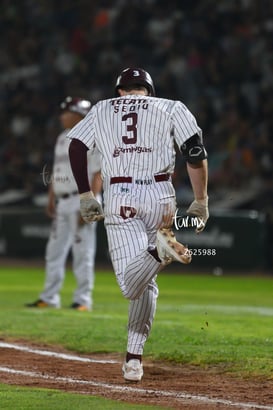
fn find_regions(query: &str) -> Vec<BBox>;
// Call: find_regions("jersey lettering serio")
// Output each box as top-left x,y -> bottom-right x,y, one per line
67,95 -> 202,180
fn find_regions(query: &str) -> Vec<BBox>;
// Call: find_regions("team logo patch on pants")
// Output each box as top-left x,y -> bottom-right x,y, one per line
120,206 -> 137,219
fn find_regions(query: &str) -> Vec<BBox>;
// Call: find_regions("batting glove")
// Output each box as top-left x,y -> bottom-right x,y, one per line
186,196 -> 209,233
80,191 -> 104,222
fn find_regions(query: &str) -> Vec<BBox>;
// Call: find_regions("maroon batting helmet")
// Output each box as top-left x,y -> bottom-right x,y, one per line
115,68 -> 155,96
60,96 -> 91,117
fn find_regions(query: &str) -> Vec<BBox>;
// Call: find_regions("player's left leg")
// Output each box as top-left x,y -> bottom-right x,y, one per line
106,215 -> 162,300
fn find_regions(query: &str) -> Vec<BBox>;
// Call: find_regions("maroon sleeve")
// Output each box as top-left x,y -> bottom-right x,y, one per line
69,139 -> 90,194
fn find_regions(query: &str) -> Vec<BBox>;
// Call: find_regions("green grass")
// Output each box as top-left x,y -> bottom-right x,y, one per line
0,265 -> 273,408
0,384 -> 169,410
1,267 -> 273,371
0,267 -> 272,375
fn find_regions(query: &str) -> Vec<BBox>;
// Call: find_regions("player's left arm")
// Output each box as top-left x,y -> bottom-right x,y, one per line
78,170 -> 102,226
69,138 -> 90,192
69,138 -> 103,222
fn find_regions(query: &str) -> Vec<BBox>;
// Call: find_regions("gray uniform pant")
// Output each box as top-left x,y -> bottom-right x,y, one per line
40,197 -> 97,308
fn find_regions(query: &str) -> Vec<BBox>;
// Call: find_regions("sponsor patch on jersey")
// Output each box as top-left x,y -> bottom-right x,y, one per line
113,146 -> 152,157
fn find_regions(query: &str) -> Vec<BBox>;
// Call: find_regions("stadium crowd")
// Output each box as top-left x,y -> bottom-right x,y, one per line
0,0 -> 272,214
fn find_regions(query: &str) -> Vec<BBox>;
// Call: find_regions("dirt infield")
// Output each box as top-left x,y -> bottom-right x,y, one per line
0,339 -> 273,409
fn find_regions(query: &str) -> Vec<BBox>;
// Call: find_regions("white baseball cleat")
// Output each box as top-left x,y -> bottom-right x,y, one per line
156,228 -> 192,265
122,359 -> 143,382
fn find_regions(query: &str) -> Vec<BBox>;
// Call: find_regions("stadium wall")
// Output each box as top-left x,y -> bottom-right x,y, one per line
0,208 -> 271,271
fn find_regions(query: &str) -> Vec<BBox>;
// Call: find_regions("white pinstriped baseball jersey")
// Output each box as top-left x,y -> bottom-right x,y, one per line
67,94 -> 203,357
67,95 -> 202,180
53,129 -> 101,196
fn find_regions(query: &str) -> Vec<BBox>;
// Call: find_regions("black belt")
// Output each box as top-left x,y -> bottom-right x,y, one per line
110,173 -> 170,185
58,191 -> 78,199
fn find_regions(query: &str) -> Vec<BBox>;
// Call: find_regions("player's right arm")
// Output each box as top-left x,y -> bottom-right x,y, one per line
182,135 -> 209,233
182,134 -> 209,233
186,159 -> 209,233
186,159 -> 208,202
171,102 -> 209,233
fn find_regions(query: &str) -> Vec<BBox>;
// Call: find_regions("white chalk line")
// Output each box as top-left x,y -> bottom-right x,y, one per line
159,304 -> 273,316
0,342 -> 118,364
0,342 -> 272,409
0,366 -> 272,409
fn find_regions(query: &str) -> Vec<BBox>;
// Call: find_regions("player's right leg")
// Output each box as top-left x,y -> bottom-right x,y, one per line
26,212 -> 72,308
123,279 -> 158,381
156,227 -> 192,265
143,186 -> 191,266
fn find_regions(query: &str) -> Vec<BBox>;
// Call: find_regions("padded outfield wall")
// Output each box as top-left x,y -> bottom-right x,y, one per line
0,207 -> 271,271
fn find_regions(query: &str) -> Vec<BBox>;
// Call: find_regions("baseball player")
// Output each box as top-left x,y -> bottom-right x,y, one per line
67,68 -> 209,380
26,96 -> 102,311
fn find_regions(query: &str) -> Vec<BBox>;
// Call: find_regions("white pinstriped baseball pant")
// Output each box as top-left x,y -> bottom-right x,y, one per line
104,178 -> 176,355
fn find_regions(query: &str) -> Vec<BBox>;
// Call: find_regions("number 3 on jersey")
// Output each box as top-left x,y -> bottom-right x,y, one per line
122,113 -> 137,144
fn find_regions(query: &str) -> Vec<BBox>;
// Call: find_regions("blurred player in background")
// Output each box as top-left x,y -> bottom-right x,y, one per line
68,68 -> 208,380
26,97 -> 102,311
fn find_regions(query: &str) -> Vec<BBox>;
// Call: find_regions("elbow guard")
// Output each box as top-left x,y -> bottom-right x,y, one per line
181,133 -> 208,164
